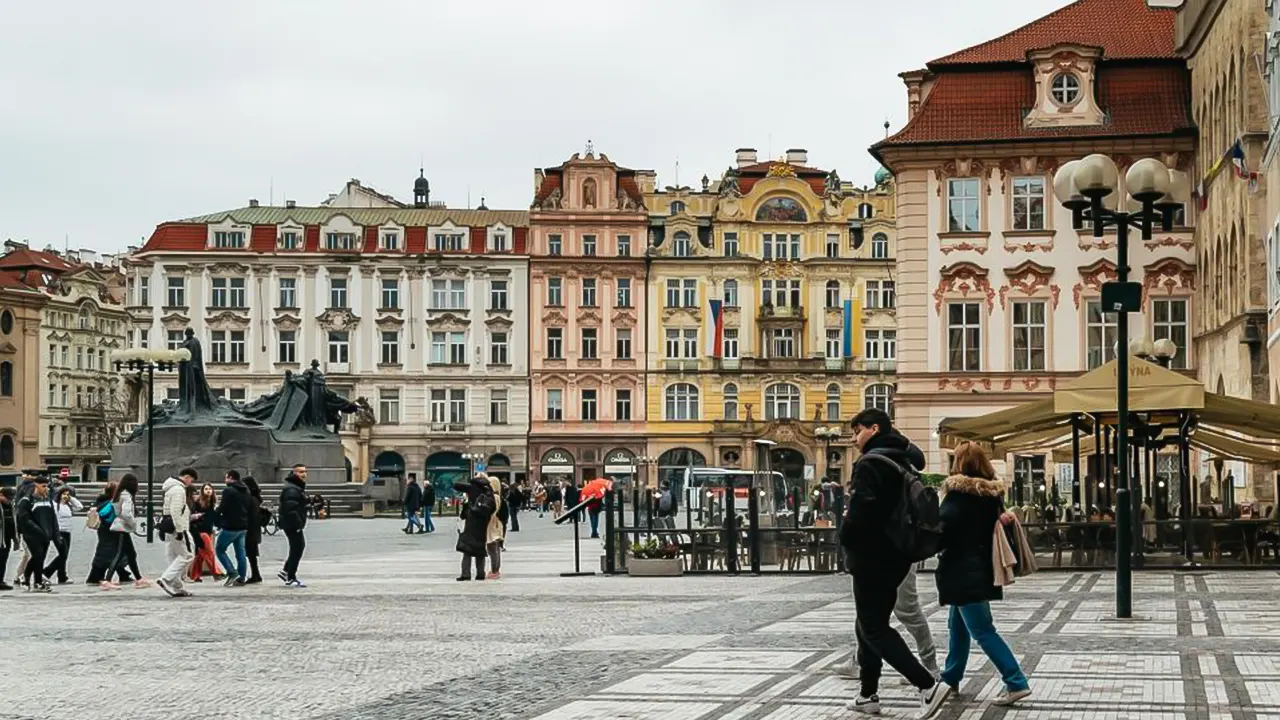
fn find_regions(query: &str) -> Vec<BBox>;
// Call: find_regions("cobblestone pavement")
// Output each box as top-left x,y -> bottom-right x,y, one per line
2,517 -> 1278,720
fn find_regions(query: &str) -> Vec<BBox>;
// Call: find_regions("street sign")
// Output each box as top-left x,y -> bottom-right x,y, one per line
474,462 -> 487,473
803,464 -> 815,481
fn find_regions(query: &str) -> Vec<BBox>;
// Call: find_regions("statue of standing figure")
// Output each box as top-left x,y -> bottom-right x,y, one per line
177,328 -> 217,417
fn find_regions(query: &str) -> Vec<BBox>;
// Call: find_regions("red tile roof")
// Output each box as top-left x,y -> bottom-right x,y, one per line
533,174 -> 561,207
0,270 -> 39,293
930,0 -> 1176,66
875,64 -> 1192,149
140,224 -> 207,253
0,247 -> 77,273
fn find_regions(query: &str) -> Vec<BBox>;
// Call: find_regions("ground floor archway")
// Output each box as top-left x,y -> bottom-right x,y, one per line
426,451 -> 467,500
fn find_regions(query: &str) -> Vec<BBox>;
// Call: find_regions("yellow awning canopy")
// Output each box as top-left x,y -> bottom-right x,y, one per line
1054,356 -> 1205,414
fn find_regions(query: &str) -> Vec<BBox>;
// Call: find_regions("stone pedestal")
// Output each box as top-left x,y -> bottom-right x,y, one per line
110,424 -> 347,485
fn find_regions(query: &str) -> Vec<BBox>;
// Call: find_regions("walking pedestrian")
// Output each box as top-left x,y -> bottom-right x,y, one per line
534,481 -> 547,519
487,476 -> 506,580
42,486 -> 84,585
108,474 -> 150,589
156,468 -> 196,598
16,476 -> 58,593
277,465 -> 309,588
546,481 -> 562,517
188,483 -> 220,582
655,480 -> 678,529
507,481 -> 522,533
403,476 -> 423,535
841,408 -> 949,718
214,470 -> 251,587
935,442 -> 1031,706
454,475 -> 496,581
421,479 -> 436,533
0,487 -> 17,590
13,469 -> 39,587
87,480 -> 130,588
242,476 -> 265,584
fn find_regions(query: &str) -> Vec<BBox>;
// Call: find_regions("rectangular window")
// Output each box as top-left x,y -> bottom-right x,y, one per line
947,302 -> 982,371
547,277 -> 563,306
278,330 -> 296,364
548,234 -> 563,256
673,234 -> 692,257
430,279 -> 467,309
761,279 -> 802,307
380,330 -> 400,365
489,332 -> 509,365
546,389 -> 564,420
381,279 -> 400,309
723,328 -> 739,359
664,329 -> 680,359
682,329 -> 697,358
665,279 -> 680,308
491,233 -> 508,252
449,332 -> 466,364
328,331 -> 349,364
682,279 -> 697,307
871,234 -> 889,259
379,388 -> 400,424
546,328 -> 563,359
615,328 -> 632,360
213,230 -> 246,249
139,277 -> 150,306
433,233 -> 466,252
229,331 -> 245,363
723,232 -> 739,257
1011,177 -> 1046,231
75,347 -> 83,369
615,388 -> 632,421
210,278 -> 228,308
581,389 -> 598,421
278,278 -> 297,308
1152,298 -> 1189,369
723,280 -> 739,307
489,280 -> 508,310
882,330 -> 897,360
490,389 -> 509,425
448,389 -> 466,424
1085,300 -> 1117,370
617,234 -> 631,257
325,232 -> 357,251
866,280 -> 896,309
430,389 -> 447,424
278,231 -> 300,250
581,328 -> 598,359
61,385 -> 68,407
166,277 -> 185,307
381,232 -> 400,251
210,331 -> 228,364
762,233 -> 773,261
61,346 -> 68,367
616,278 -> 631,307
48,384 -> 55,408
825,233 -> 840,258
329,277 -> 348,308
1011,300 -> 1047,371
947,178 -> 981,233
771,328 -> 796,358
826,329 -> 841,358
167,330 -> 183,351
583,235 -> 597,256
581,278 -> 597,306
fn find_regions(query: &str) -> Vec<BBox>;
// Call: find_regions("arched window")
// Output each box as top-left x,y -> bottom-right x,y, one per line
0,434 -> 12,466
673,231 -> 692,257
858,203 -> 874,219
864,383 -> 895,417
871,233 -> 889,259
0,309 -> 12,335
723,383 -> 739,421
826,383 -> 841,422
0,361 -> 11,397
78,306 -> 92,330
723,279 -> 739,307
764,383 -> 801,420
670,200 -> 686,215
825,280 -> 841,309
665,383 -> 700,421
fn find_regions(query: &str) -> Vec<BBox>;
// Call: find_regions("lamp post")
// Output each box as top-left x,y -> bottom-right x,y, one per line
814,426 -> 842,484
1053,154 -> 1190,619
462,451 -> 485,477
111,348 -> 188,544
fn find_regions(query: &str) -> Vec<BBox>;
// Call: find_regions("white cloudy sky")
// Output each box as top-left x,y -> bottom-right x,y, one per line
1,0 -> 1069,252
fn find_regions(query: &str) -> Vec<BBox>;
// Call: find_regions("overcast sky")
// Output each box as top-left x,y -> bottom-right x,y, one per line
0,0 -> 1070,253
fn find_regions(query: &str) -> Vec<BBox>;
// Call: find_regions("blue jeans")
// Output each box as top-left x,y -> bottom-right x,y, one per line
940,601 -> 1029,692
422,507 -> 435,532
405,509 -> 422,532
588,510 -> 600,537
215,530 -> 247,581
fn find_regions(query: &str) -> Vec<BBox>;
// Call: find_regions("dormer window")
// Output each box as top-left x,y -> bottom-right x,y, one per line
381,231 -> 400,251
213,231 -> 245,249
278,231 -> 300,250
492,233 -> 508,252
1050,73 -> 1080,106
434,233 -> 466,252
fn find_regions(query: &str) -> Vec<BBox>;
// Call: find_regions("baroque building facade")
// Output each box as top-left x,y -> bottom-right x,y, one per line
0,245 -> 50,479
871,0 -> 1198,503
127,175 -> 531,497
642,149 -> 898,489
527,151 -> 654,487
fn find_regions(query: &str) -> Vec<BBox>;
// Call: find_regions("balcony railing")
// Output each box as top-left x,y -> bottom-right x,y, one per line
738,357 -> 828,372
663,359 -> 700,372
758,304 -> 806,321
430,422 -> 467,433
858,359 -> 898,373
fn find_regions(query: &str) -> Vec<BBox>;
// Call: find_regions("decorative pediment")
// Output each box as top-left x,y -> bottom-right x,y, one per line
272,313 -> 302,331
611,309 -> 637,328
760,419 -> 814,446
996,156 -> 1060,182
428,266 -> 470,279
1072,258 -> 1119,308
577,307 -> 603,324
316,307 -> 361,332
207,263 -> 251,276
758,260 -> 805,280
206,310 -> 251,331
0,340 -> 16,355
425,312 -> 469,331
933,159 -> 990,196
934,262 -> 995,313
542,308 -> 569,325
662,306 -> 703,322
46,329 -> 73,342
1142,258 -> 1196,302
484,315 -> 513,330
999,260 -> 1059,310
160,311 -> 190,330
376,314 -> 405,330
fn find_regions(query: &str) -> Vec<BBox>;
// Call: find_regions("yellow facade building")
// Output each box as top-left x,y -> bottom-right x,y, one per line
643,148 -> 897,489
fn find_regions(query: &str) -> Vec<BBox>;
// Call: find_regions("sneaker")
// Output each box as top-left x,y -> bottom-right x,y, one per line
133,578 -> 151,589
277,571 -> 289,584
456,576 -> 471,582
156,578 -> 177,598
916,681 -> 952,719
245,577 -> 263,585
175,589 -> 194,598
232,578 -> 246,587
100,581 -> 120,591
57,579 -> 74,585
33,583 -> 53,594
224,574 -> 239,588
286,579 -> 307,589
488,572 -> 501,580
845,694 -> 880,715
0,582 -> 13,591
993,688 -> 1032,706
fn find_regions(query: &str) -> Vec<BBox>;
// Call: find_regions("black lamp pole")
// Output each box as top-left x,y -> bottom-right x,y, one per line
116,355 -> 177,544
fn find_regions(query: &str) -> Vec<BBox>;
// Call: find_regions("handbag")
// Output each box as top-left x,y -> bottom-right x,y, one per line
157,515 -> 176,535
86,509 -> 101,530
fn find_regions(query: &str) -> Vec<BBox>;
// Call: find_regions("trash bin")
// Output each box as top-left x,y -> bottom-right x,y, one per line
361,500 -> 376,519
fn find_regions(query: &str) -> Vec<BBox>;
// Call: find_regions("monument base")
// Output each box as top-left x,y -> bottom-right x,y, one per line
110,424 -> 348,485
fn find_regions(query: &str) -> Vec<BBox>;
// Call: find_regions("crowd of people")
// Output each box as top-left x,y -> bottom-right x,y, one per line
0,464 -> 313,596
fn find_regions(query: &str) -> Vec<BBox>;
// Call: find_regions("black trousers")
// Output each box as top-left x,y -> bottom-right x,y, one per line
852,562 -> 935,694
22,535 -> 49,587
510,507 -> 520,532
0,545 -> 9,583
283,528 -> 305,580
43,531 -> 71,582
459,553 -> 486,579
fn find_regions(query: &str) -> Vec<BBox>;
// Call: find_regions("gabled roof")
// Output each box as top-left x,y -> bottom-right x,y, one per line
930,0 -> 1177,66
0,247 -> 76,274
532,153 -> 648,209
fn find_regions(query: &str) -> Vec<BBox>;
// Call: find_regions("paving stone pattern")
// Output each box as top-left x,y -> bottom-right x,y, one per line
1,517 -> 1278,720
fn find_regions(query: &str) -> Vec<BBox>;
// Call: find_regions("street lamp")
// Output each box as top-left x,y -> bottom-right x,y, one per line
1053,154 -> 1190,619
462,451 -> 485,477
814,426 -> 842,483
111,348 -> 189,544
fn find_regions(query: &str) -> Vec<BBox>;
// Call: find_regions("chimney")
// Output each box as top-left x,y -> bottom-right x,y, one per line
785,148 -> 807,166
285,200 -> 297,209
735,148 -> 758,168
249,199 -> 259,208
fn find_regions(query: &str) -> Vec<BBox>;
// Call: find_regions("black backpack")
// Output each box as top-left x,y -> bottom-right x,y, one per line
861,452 -> 943,562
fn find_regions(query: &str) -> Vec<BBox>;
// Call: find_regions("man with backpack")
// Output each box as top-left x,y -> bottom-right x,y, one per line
841,408 -> 949,718
16,476 -> 58,594
655,480 -> 677,529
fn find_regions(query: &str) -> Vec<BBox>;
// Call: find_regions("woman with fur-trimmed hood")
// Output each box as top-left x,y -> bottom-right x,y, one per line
485,476 -> 506,580
934,442 -> 1031,707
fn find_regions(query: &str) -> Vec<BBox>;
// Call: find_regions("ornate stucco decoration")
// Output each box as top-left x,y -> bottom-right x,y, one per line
996,157 -> 1061,190
934,262 -> 996,313
611,309 -> 637,327
1072,258 -> 1119,308
316,308 -> 361,332
662,306 -> 702,322
483,315 -> 513,331
375,314 -> 405,330
272,313 -> 302,332
999,260 -> 1060,310
577,307 -> 603,324
428,266 -> 470,279
207,310 -> 251,332
766,164 -> 797,178
938,377 -> 994,392
758,260 -> 805,279
424,312 -> 468,331
160,311 -> 190,330
207,263 -> 251,276
933,159 -> 990,197
542,308 -> 569,325
1141,258 -> 1195,302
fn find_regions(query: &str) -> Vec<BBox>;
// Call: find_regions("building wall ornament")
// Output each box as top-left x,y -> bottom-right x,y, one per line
206,310 -> 251,331
483,315 -> 513,331
160,311 -> 190,330
207,263 -> 251,276
424,312 -> 468,331
758,260 -> 806,279
316,307 -> 361,332
933,159 -> 990,196
577,307 -> 603,324
271,313 -> 302,332
934,261 -> 996,313
1141,257 -> 1196,302
375,314 -> 405,330
542,308 -> 569,325
1072,258 -> 1119,308
611,309 -> 637,327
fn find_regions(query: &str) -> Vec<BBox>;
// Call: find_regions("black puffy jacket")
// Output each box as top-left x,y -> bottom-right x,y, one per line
934,474 -> 1006,607
841,430 -> 921,572
217,481 -> 253,532
277,476 -> 308,531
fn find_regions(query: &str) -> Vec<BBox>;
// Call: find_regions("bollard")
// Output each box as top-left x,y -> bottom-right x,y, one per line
725,483 -> 738,575
646,490 -> 654,534
604,489 -> 616,575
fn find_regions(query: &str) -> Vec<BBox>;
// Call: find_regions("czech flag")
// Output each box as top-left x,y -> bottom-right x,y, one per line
1230,139 -> 1247,179
709,299 -> 724,358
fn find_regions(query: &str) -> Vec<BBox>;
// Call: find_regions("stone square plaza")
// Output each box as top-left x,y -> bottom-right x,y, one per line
2,516 -> 1279,720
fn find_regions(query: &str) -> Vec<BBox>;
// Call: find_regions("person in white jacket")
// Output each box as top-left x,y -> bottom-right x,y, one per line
41,487 -> 83,584
156,468 -> 197,598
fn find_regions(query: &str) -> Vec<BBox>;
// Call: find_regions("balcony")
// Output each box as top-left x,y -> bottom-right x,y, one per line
429,422 -> 467,433
69,405 -> 106,421
758,304 -> 806,323
738,356 -> 829,372
663,359 -> 700,372
858,359 -> 898,374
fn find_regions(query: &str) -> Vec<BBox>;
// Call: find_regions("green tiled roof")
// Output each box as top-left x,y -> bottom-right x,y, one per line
176,205 -> 529,227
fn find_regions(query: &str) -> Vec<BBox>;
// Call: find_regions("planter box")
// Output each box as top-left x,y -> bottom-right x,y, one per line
626,557 -> 683,577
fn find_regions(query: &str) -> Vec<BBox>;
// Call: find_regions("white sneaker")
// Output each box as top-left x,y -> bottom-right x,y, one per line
916,681 -> 952,719
835,661 -> 859,679
845,693 -> 880,714
993,687 -> 1031,706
